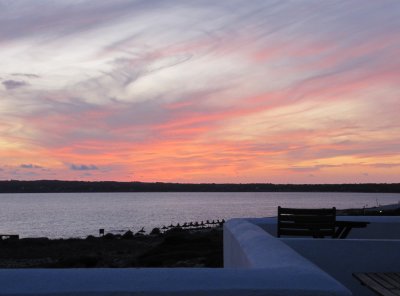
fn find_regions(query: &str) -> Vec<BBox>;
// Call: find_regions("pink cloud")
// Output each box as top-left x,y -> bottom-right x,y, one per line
1,0 -> 400,183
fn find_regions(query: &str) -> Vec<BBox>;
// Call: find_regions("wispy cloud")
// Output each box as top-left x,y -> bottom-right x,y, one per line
2,80 -> 29,90
20,164 -> 42,169
370,163 -> 400,169
11,73 -> 40,79
69,164 -> 99,171
289,165 -> 340,173
0,0 -> 399,183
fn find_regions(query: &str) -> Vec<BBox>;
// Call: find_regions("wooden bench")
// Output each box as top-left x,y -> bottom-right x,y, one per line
0,234 -> 19,240
277,207 -> 336,238
353,272 -> 400,296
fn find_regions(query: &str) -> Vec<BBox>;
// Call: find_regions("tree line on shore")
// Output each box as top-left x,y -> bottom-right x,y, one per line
0,180 -> 399,193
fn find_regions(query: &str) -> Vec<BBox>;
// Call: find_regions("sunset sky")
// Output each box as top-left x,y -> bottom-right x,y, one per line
0,0 -> 399,183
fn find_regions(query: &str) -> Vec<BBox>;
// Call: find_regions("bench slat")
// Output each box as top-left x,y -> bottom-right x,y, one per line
277,206 -> 335,238
279,222 -> 336,229
279,215 -> 335,223
278,208 -> 335,215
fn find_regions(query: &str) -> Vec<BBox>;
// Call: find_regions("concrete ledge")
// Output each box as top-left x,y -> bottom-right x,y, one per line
243,216 -> 400,296
0,267 -> 351,296
284,238 -> 400,296
224,218 -> 326,268
223,219 -> 352,295
0,219 -> 352,296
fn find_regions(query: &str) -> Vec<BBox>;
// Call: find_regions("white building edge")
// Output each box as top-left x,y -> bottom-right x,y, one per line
1,215 -> 399,296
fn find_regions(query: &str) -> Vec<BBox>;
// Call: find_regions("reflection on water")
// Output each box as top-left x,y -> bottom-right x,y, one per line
0,192 -> 399,238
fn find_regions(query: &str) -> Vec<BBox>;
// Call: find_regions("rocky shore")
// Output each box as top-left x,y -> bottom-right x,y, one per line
0,227 -> 223,268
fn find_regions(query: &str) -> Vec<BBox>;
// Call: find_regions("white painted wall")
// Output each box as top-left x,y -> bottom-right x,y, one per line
246,215 -> 400,296
0,267 -> 351,296
284,239 -> 400,296
0,219 -> 352,296
223,219 -> 352,296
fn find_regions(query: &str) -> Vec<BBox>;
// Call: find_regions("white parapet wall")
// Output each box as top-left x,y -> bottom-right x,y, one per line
284,238 -> 400,296
246,215 -> 400,296
223,219 -> 352,295
0,219 -> 352,296
0,266 -> 352,296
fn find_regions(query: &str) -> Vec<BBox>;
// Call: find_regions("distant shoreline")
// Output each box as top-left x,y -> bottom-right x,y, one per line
1,180 -> 400,193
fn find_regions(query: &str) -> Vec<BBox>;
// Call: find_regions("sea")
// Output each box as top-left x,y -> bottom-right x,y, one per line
0,192 -> 399,238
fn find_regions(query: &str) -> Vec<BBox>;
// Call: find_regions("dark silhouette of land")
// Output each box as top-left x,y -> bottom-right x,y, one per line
0,227 -> 223,268
0,180 -> 399,193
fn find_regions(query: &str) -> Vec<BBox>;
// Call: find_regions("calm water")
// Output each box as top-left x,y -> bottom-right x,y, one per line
0,192 -> 399,238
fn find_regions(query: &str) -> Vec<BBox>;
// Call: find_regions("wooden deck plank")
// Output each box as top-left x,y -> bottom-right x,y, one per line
353,273 -> 399,296
373,273 -> 396,289
389,273 -> 400,283
388,289 -> 400,296
391,290 -> 400,296
377,273 -> 400,289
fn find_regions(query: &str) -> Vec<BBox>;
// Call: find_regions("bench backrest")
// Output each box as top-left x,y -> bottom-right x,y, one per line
277,207 -> 336,238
